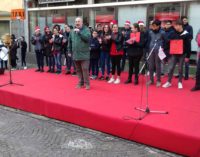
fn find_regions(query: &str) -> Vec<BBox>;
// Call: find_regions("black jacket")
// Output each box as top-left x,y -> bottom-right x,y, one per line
169,30 -> 191,58
111,32 -> 124,52
21,41 -> 27,53
89,37 -> 100,59
127,32 -> 145,57
122,28 -> 131,49
52,34 -> 63,52
43,32 -> 53,56
101,32 -> 112,52
183,23 -> 193,40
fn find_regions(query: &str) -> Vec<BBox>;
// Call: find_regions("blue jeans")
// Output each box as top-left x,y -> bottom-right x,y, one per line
49,55 -> 55,71
54,53 -> 61,72
100,51 -> 110,76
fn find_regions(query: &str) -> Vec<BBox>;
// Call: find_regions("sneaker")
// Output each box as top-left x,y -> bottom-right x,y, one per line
105,76 -> 109,81
65,71 -> 71,75
147,80 -> 154,86
191,86 -> 200,92
35,69 -> 40,72
85,85 -> 90,90
156,81 -> 161,87
92,76 -> 97,80
24,66 -> 27,70
47,69 -> 51,73
76,84 -> 83,89
124,79 -> 132,84
114,78 -> 120,84
56,71 -> 61,74
72,72 -> 77,76
162,82 -> 171,88
178,82 -> 183,89
40,69 -> 44,72
108,77 -> 115,83
99,76 -> 105,80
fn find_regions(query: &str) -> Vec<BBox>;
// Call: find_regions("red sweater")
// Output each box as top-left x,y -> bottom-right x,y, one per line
110,41 -> 123,56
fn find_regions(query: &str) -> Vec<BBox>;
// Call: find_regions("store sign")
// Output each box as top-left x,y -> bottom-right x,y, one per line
155,12 -> 180,21
11,9 -> 25,20
38,0 -> 74,4
52,16 -> 65,23
96,15 -> 114,23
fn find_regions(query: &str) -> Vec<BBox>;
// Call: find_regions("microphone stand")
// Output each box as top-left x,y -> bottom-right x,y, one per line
0,43 -> 23,88
135,42 -> 168,120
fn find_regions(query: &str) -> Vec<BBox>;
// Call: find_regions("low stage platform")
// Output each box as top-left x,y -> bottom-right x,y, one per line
0,69 -> 200,156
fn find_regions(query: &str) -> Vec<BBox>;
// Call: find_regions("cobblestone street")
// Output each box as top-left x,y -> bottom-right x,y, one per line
0,105 -> 182,157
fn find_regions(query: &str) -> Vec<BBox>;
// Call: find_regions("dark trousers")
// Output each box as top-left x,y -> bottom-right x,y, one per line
100,51 -> 110,76
44,55 -> 49,66
148,51 -> 161,82
35,50 -> 44,70
66,55 -> 76,72
195,58 -> 200,87
111,55 -> 122,76
168,55 -> 185,83
90,58 -> 99,76
21,51 -> 26,67
48,55 -> 55,71
128,55 -> 142,80
75,60 -> 90,86
0,60 -> 7,69
11,59 -> 17,68
121,49 -> 127,71
185,62 -> 189,79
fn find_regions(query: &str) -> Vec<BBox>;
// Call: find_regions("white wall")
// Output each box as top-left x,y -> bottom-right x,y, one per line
118,5 -> 147,27
188,2 -> 200,51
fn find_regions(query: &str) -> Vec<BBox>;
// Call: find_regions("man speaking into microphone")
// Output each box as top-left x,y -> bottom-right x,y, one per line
68,17 -> 91,90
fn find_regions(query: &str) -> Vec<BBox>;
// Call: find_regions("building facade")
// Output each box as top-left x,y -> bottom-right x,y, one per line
0,0 -> 24,38
27,0 -> 199,52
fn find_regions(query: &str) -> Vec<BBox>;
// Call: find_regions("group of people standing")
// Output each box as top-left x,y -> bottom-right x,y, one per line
0,34 -> 27,70
31,16 -> 200,91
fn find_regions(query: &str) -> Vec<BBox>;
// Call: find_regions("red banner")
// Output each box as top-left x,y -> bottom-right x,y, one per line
155,12 -> 180,21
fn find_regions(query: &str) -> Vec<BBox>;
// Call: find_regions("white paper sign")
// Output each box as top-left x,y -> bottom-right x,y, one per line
158,46 -> 166,60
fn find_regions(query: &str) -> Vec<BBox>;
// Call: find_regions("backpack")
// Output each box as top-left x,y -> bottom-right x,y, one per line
197,33 -> 200,47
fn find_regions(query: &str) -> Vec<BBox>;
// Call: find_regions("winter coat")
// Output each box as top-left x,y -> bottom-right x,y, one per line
21,41 -> 27,53
31,33 -> 44,51
126,32 -> 145,57
10,40 -> 19,60
68,26 -> 91,61
147,28 -> 166,53
164,26 -> 175,57
101,32 -> 112,52
122,28 -> 131,49
169,30 -> 191,58
89,37 -> 100,59
183,23 -> 193,40
43,32 -> 53,56
52,34 -> 63,53
110,32 -> 124,55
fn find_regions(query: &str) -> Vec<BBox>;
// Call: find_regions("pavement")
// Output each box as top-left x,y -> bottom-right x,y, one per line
0,105 -> 182,157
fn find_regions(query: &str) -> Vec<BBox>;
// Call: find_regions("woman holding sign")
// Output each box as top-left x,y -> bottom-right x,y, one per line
125,23 -> 145,85
162,20 -> 191,89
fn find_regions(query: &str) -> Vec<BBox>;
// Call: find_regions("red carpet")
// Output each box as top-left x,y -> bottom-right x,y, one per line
0,69 -> 200,157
